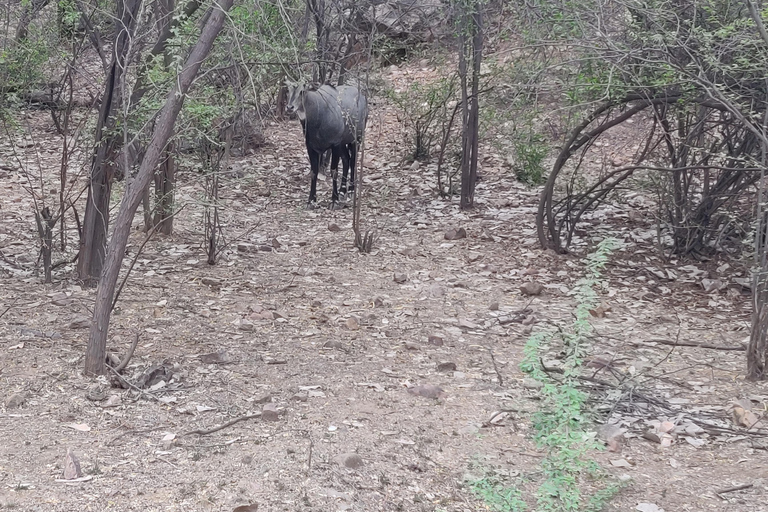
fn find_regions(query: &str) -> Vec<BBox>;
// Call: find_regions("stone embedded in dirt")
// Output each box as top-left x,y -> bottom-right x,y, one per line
238,320 -> 255,332
400,247 -> 418,258
489,302 -> 499,311
62,448 -> 82,480
237,243 -> 257,253
467,252 -> 483,262
437,362 -> 457,373
444,227 -> 467,240
345,316 -> 360,330
201,277 -> 222,287
50,292 -> 71,306
404,342 -> 420,351
271,238 -> 281,249
254,394 -> 272,404
200,351 -> 233,364
68,316 -> 90,329
393,273 -> 407,283
598,423 -> 624,452
334,452 -> 364,469
520,281 -> 544,296
5,391 -> 29,409
521,315 -> 536,326
291,393 -> 308,402
232,504 -> 259,512
262,403 -> 280,421
458,318 -> 479,329
323,340 -> 344,350
373,297 -> 384,307
407,384 -> 446,400
258,245 -> 273,252
328,223 -> 341,232
427,335 -> 444,346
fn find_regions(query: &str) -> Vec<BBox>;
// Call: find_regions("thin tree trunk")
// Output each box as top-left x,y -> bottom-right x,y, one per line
84,0 -> 234,376
459,1 -> 482,210
77,0 -> 142,285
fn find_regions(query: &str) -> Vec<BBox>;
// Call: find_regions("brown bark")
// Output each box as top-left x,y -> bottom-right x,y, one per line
77,0 -> 142,285
84,0 -> 235,376
460,3 -> 482,210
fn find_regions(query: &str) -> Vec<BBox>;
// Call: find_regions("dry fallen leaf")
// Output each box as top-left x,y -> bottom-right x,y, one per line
65,423 -> 91,432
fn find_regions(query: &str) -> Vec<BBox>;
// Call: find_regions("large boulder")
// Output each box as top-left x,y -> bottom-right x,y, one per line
363,0 -> 446,42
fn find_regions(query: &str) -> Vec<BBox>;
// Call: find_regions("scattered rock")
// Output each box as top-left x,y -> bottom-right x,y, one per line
233,504 -> 259,512
238,320 -> 255,332
201,277 -> 222,287
5,391 -> 29,409
200,350 -> 234,364
701,278 -> 726,293
427,335 -> 444,346
334,452 -> 364,469
444,227 -> 467,240
345,317 -> 360,330
237,243 -> 258,253
404,342 -> 420,351
258,245 -> 274,252
467,252 -> 483,262
254,394 -> 272,404
62,448 -> 82,480
489,302 -> 499,311
323,340 -> 345,350
521,315 -> 537,325
520,281 -> 544,296
393,272 -> 407,283
262,403 -> 280,421
407,384 -> 446,400
437,362 -> 457,372
598,423 -> 624,452
291,393 -> 308,402
373,297 -> 385,307
328,223 -> 341,232
69,316 -> 91,329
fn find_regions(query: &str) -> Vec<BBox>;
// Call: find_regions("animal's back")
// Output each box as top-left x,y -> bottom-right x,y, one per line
303,85 -> 345,151
336,85 -> 368,144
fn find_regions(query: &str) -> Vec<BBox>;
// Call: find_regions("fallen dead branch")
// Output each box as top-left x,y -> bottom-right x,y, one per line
641,338 -> 745,351
183,413 -> 262,436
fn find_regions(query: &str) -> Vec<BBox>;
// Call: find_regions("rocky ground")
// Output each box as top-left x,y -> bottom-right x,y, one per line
0,63 -> 765,512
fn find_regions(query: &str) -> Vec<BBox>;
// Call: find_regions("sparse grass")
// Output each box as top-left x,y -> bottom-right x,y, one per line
470,238 -> 622,512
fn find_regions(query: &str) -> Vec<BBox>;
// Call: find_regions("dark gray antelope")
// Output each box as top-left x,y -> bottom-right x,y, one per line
286,83 -> 368,207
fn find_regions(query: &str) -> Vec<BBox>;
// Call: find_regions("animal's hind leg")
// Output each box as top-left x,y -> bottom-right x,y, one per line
330,147 -> 343,209
343,142 -> 357,196
307,148 -> 320,208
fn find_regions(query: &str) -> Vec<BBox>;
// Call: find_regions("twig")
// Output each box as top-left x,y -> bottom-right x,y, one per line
487,347 -> 503,386
114,331 -> 140,372
105,364 -> 159,401
715,483 -> 753,497
183,413 -> 262,436
0,298 -> 19,320
641,338 -> 745,351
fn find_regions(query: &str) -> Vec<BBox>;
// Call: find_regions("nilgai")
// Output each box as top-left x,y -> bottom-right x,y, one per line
286,83 -> 368,207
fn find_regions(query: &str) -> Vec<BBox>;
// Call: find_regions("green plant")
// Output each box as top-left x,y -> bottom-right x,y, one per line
517,238 -> 622,511
513,131 -> 548,186
469,475 -> 528,512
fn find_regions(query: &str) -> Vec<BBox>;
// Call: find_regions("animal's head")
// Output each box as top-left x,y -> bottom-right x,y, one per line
286,83 -> 311,120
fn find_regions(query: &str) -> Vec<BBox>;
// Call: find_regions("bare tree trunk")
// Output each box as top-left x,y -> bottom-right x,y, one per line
77,0 -> 142,285
153,142 -> 176,234
15,0 -> 51,42
36,207 -> 55,283
84,0 -> 235,376
459,1 -> 483,210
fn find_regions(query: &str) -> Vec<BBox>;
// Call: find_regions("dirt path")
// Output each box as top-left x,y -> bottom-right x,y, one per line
0,94 -> 763,511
